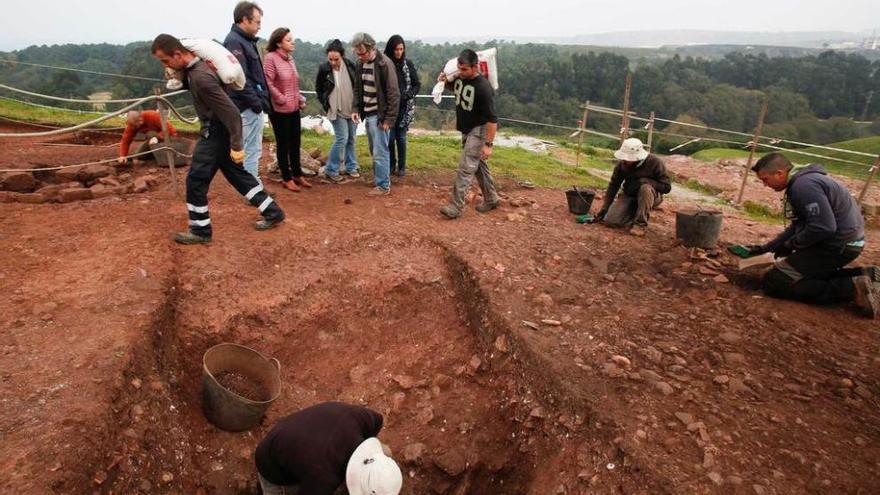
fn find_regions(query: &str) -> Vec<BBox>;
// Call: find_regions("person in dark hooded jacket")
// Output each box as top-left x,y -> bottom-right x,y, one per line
384,35 -> 421,177
741,152 -> 879,318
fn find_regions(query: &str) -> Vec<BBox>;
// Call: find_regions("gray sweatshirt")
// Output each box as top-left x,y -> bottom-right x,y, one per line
184,59 -> 244,150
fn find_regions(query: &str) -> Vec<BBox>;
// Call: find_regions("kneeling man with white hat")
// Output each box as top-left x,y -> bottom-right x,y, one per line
595,137 -> 672,236
255,401 -> 402,495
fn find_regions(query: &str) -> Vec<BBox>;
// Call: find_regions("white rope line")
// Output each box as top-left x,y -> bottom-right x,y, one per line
0,83 -> 188,104
0,59 -> 165,82
588,103 -> 878,160
0,145 -> 190,173
0,92 -> 197,137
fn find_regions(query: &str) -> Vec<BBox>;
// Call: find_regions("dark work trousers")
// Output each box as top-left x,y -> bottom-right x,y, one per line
604,184 -> 663,227
389,125 -> 408,175
268,110 -> 303,182
763,243 -> 864,304
186,122 -> 284,238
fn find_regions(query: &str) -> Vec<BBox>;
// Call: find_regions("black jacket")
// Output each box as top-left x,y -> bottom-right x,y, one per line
315,58 -> 358,113
353,52 -> 399,125
223,25 -> 272,114
763,164 -> 865,253
600,154 -> 672,212
393,58 -> 421,102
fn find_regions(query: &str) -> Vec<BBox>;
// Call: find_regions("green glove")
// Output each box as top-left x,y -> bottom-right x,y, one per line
576,214 -> 595,224
727,244 -> 764,258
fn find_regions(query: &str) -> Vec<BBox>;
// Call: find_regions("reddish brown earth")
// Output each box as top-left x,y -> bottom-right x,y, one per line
1,128 -> 880,494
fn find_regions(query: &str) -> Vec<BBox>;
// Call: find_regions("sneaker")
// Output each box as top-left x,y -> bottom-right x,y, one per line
475,201 -> 499,213
255,212 -> 285,231
629,225 -> 647,237
347,170 -> 361,178
367,187 -> 390,196
324,174 -> 345,184
853,276 -> 880,319
440,204 -> 461,219
173,231 -> 211,245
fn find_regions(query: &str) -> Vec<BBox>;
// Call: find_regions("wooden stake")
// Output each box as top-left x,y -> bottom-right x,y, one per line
154,90 -> 181,198
619,73 -> 632,143
736,99 -> 768,205
646,111 -> 656,151
857,155 -> 880,205
576,100 -> 590,169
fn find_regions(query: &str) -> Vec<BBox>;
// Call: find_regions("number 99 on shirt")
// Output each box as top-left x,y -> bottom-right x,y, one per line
454,79 -> 475,111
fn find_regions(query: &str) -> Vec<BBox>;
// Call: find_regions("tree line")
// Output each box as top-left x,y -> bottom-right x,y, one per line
1,40 -> 879,149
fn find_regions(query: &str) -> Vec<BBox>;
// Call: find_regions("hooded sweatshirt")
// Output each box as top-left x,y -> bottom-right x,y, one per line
763,163 -> 864,253
255,402 -> 384,493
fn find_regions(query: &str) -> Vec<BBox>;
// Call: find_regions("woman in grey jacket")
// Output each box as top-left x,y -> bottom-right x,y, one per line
384,35 -> 421,177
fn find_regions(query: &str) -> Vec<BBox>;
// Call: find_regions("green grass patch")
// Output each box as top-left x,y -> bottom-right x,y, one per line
741,200 -> 784,224
691,148 -> 757,161
679,178 -> 724,196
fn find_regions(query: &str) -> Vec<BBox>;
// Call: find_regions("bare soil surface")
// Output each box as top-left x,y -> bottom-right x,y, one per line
2,129 -> 880,494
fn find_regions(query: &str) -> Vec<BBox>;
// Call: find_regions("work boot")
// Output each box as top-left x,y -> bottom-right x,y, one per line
475,201 -> 499,213
173,231 -> 211,245
864,265 -> 880,283
440,204 -> 460,219
347,170 -> 361,178
629,225 -> 647,237
255,212 -> 285,231
853,276 -> 880,319
367,187 -> 390,197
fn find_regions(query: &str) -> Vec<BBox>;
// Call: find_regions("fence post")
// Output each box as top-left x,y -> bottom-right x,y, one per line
646,111 -> 655,152
619,73 -> 632,143
857,155 -> 880,206
736,99 -> 768,205
576,100 -> 590,168
154,89 -> 181,198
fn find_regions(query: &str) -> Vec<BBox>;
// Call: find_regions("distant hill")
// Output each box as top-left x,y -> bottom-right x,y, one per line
420,29 -> 868,49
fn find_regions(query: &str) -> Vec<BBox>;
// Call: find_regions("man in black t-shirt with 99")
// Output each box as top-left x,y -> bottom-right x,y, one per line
438,49 -> 501,219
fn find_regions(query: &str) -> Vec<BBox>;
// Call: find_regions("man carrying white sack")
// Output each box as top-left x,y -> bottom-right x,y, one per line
438,49 -> 501,219
255,401 -> 402,495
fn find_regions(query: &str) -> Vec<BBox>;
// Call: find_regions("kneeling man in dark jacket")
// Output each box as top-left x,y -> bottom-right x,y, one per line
596,138 -> 672,236
745,152 -> 878,318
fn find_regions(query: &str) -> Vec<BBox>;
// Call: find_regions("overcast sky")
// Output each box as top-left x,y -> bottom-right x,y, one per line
0,0 -> 876,51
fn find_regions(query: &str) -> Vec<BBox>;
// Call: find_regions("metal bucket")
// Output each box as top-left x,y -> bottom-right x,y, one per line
202,343 -> 281,432
566,187 -> 596,215
675,209 -> 723,248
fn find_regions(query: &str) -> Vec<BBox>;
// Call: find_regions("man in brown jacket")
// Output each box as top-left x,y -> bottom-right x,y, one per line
351,32 -> 399,196
596,138 -> 671,236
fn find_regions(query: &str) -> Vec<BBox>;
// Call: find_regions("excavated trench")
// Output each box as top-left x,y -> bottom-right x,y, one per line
95,244 -> 577,494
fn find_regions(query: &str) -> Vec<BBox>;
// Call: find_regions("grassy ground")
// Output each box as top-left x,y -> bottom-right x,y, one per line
0,96 -> 200,131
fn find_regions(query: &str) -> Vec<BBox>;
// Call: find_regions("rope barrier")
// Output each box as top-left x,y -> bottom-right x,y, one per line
0,95 -> 101,114
0,145 -> 190,173
0,93 -> 197,137
0,59 -> 164,82
0,114 -> 126,135
0,83 -> 187,104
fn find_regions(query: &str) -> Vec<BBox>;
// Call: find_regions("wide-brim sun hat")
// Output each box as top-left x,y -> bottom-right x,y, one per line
346,438 -> 403,495
614,137 -> 649,162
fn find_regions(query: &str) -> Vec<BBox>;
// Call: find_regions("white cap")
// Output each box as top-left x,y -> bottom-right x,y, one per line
614,137 -> 649,162
346,438 -> 402,495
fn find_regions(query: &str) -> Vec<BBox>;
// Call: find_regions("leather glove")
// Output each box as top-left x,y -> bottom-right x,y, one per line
230,149 -> 245,165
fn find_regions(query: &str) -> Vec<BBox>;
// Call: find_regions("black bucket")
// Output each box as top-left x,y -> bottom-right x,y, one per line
676,209 -> 723,248
566,188 -> 595,215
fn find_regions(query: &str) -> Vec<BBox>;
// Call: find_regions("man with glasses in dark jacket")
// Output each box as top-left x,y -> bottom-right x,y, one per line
737,152 -> 878,318
224,1 -> 271,186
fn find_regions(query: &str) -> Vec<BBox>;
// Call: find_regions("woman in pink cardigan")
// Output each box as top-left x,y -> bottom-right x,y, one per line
264,27 -> 311,192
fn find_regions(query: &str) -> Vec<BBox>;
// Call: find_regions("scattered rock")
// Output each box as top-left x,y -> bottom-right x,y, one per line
713,375 -> 730,384
707,472 -> 724,485
729,378 -> 752,394
674,412 -> 694,425
403,443 -> 426,465
58,188 -> 93,203
391,392 -> 406,412
416,406 -> 434,425
641,369 -> 663,383
467,355 -> 482,374
603,362 -> 624,378
655,381 -> 674,395
611,355 -> 632,368
138,480 -> 152,492
494,335 -> 509,353
703,451 -> 715,468
161,472 -> 174,483
392,375 -> 418,390
727,475 -> 743,485
432,374 -> 453,389
433,449 -> 467,477
719,332 -> 741,343
78,164 -> 113,182
534,293 -> 554,307
530,406 -> 547,419
753,485 -> 766,495
133,178 -> 149,193
723,352 -> 746,365
0,171 -> 37,192
93,470 -> 108,485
